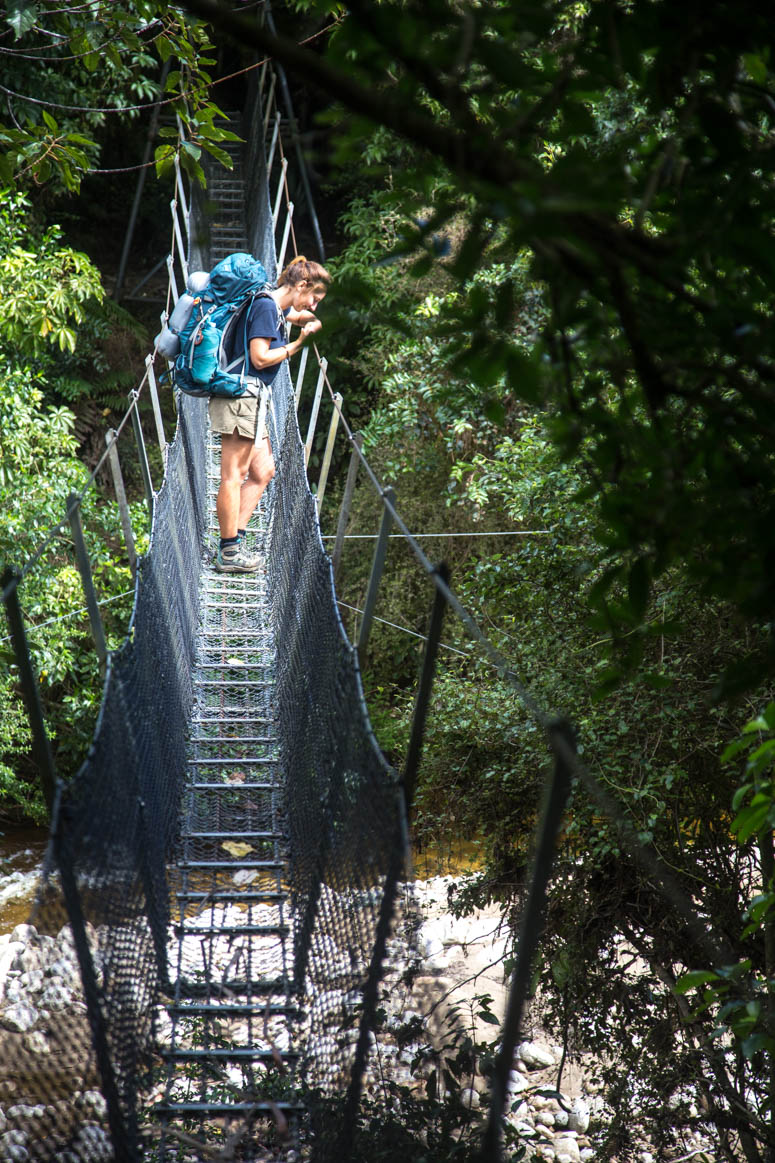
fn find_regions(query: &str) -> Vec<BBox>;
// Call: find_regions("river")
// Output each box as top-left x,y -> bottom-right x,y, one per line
0,826 -> 481,939
0,826 -> 48,935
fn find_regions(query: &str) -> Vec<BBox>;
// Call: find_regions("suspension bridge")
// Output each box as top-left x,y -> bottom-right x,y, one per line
0,41 -> 582,1163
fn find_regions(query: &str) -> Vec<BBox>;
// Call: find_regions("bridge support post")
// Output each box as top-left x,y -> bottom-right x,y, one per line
67,494 -> 109,676
294,343 -> 309,409
129,389 -> 155,519
481,717 -> 577,1163
166,253 -> 179,306
402,562 -> 449,814
266,110 -> 282,185
170,189 -> 189,286
357,487 -> 395,658
316,392 -> 343,512
332,431 -> 363,578
145,354 -> 167,459
339,808 -> 405,1162
262,71 -> 278,140
272,156 -> 288,231
264,3 -> 328,259
304,357 -> 328,466
105,430 -> 137,579
54,809 -> 135,1162
1,568 -> 58,816
277,201 -> 294,270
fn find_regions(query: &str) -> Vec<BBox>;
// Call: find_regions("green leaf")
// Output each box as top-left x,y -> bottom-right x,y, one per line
5,0 -> 38,39
157,34 -> 174,62
154,144 -> 176,179
592,666 -> 623,700
742,1032 -> 775,1060
627,557 -> 651,620
483,397 -> 506,425
675,970 -> 719,994
732,800 -> 772,843
723,739 -> 751,764
200,141 -> 234,170
642,671 -> 672,690
178,148 -> 205,186
742,53 -> 768,85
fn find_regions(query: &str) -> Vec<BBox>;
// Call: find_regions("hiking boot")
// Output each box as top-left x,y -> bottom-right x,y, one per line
214,545 -> 263,573
239,530 -> 265,555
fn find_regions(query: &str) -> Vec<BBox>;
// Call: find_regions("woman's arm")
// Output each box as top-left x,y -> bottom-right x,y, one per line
287,307 -> 319,325
249,320 -> 320,369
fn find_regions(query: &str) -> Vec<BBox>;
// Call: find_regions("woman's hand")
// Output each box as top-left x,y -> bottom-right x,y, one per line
301,318 -> 322,337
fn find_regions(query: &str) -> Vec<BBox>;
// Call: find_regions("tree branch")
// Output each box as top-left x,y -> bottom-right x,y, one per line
179,0 -> 533,190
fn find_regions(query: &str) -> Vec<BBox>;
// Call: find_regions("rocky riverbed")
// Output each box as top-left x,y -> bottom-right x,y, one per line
370,876 -> 714,1163
0,867 -> 715,1162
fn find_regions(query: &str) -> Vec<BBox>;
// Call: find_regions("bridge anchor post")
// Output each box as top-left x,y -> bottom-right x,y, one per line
402,561 -> 450,815
66,493 -> 109,676
481,717 -> 577,1163
105,429 -> 137,579
0,567 -> 59,815
357,486 -> 395,657
316,391 -> 343,512
129,389 -> 155,519
332,431 -> 363,579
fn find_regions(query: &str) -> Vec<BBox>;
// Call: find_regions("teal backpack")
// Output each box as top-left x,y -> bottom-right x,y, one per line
172,252 -> 271,399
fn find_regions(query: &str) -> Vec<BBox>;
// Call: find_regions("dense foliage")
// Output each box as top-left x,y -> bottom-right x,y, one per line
4,0 -> 775,1158
183,1 -> 775,1157
0,2 -> 231,821
0,1 -> 237,191
0,190 -> 151,819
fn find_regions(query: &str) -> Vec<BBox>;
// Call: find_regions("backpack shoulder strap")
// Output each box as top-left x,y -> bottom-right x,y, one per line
239,288 -> 286,370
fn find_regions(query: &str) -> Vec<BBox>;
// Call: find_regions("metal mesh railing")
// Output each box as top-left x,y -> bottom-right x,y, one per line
242,60 -> 411,1137
1,46 -> 409,1163
0,389 -> 210,1161
270,399 -> 407,1092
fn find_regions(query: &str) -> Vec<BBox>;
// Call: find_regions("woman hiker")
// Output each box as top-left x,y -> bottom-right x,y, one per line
210,255 -> 330,572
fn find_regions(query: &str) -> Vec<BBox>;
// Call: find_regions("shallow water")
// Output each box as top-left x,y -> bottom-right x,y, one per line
412,836 -> 483,880
0,827 -> 48,936
0,827 -> 480,937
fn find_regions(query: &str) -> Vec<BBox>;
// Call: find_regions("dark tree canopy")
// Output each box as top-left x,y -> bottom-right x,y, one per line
5,2 -> 775,1158
180,0 -> 775,699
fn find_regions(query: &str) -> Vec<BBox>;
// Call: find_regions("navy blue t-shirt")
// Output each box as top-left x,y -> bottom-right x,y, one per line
225,294 -> 289,386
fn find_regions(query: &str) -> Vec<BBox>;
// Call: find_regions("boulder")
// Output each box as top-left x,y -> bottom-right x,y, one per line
553,1133 -> 581,1163
567,1098 -> 590,1133
517,1040 -> 556,1070
0,1002 -> 38,1034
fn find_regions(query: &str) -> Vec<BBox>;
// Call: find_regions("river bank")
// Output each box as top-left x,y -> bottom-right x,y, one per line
0,831 -> 47,937
0,848 -> 714,1162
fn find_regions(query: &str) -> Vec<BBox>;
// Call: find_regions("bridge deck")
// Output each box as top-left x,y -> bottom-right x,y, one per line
152,136 -> 301,1158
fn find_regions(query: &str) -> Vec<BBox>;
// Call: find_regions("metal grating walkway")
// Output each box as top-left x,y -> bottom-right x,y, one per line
153,128 -> 302,1156
154,423 -> 301,1155
207,119 -> 249,265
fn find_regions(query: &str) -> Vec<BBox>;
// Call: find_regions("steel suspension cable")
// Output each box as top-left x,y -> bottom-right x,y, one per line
302,343 -> 736,976
308,342 -> 550,727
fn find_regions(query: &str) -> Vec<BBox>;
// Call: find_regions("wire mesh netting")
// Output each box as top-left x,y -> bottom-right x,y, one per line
270,406 -> 408,1099
0,393 -> 209,1161
1,65 -> 410,1163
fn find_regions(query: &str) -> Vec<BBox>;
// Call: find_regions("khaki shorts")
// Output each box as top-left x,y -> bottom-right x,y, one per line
208,395 -> 269,442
